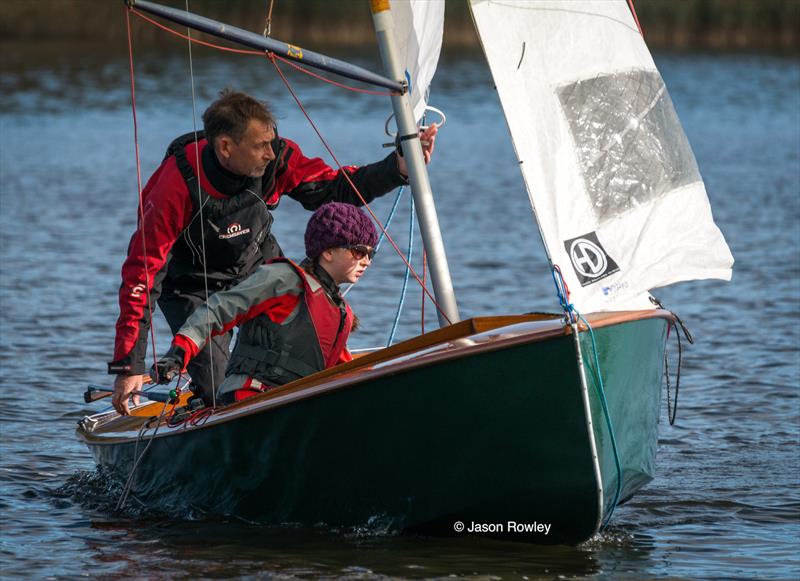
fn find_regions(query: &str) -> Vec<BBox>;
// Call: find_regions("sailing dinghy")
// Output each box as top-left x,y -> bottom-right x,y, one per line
77,0 -> 732,544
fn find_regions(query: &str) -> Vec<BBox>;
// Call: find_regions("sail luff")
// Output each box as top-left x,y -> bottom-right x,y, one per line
466,2 -> 556,272
370,0 -> 460,327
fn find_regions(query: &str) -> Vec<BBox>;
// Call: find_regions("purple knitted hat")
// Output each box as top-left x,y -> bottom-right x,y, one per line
304,202 -> 378,258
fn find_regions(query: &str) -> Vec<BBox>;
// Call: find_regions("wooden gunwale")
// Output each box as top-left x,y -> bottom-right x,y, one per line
78,309 -> 673,444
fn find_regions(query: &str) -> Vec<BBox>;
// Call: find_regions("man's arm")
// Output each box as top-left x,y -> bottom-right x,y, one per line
279,126 -> 438,211
109,160 -> 192,375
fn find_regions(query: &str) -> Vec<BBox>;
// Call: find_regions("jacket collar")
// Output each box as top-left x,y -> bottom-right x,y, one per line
201,144 -> 251,197
300,258 -> 344,307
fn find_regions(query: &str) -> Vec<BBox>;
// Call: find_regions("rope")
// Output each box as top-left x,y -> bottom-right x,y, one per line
183,0 -> 216,409
125,8 -> 160,377
263,0 -> 274,37
551,264 -> 577,324
116,403 -> 173,510
627,0 -> 644,36
267,54 -> 452,325
577,314 -> 623,531
271,53 -> 397,96
552,264 -> 621,528
387,193 -> 415,346
342,184 -> 414,345
421,251 -> 427,334
341,183 -> 406,299
664,321 -> 683,426
131,8 -> 264,55
128,8 -> 395,96
649,295 -> 692,426
340,184 -> 414,346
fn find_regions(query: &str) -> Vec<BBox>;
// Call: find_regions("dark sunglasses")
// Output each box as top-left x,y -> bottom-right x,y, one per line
343,245 -> 376,260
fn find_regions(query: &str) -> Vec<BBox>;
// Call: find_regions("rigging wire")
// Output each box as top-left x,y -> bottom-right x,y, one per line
125,7 -> 160,381
267,54 -> 452,325
116,402 -> 173,510
627,0 -> 644,36
578,313 -> 623,531
272,53 -> 398,96
342,184 -> 407,299
128,8 -> 395,96
341,185 -> 415,348
552,265 -> 622,530
184,0 -> 216,409
263,0 -> 275,37
125,6 -> 441,317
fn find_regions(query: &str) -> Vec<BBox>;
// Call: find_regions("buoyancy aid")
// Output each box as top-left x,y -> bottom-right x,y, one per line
225,259 -> 353,389
162,131 -> 290,292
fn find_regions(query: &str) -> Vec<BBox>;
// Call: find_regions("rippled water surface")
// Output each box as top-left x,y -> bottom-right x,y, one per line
1,34 -> 799,580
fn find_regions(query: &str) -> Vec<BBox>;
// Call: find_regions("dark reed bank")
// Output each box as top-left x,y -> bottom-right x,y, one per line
0,0 -> 798,51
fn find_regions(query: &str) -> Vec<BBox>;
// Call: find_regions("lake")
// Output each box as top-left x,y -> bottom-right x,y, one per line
0,31 -> 798,580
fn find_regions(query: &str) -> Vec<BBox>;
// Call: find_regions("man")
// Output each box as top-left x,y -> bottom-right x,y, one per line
110,89 -> 436,415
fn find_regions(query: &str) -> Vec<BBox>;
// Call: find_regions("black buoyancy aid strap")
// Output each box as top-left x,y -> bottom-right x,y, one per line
166,131 -> 214,216
166,132 -> 267,220
231,343 -> 319,379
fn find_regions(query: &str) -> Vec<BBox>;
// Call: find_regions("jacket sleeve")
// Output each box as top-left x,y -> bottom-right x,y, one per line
278,138 -> 408,211
108,158 -> 193,375
173,263 -> 303,362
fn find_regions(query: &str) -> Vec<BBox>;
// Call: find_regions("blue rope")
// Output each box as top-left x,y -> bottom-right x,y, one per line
551,265 -> 622,530
386,194 -> 414,346
551,266 -> 577,323
578,313 -> 623,530
351,184 -> 414,347
374,185 -> 405,253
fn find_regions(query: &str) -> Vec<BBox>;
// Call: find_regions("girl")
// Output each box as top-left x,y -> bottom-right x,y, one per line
151,201 -> 377,405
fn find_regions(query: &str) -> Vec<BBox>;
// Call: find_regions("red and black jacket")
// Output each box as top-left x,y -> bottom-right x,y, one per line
110,132 -> 403,375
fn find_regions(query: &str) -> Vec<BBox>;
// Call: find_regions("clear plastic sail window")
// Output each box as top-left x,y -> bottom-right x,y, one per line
558,70 -> 701,224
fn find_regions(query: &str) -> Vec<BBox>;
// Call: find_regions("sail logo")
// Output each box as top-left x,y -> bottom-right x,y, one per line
219,223 -> 251,240
564,232 -> 620,286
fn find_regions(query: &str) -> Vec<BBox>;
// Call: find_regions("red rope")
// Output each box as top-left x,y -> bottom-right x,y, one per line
627,0 -> 644,36
268,54 -> 452,325
129,8 -> 395,96
553,263 -> 571,302
421,250 -> 427,334
271,53 -> 397,97
126,5 -> 450,324
131,8 -> 265,55
126,8 -> 160,378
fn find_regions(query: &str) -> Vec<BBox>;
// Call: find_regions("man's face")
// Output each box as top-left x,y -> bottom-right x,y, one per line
216,119 -> 276,178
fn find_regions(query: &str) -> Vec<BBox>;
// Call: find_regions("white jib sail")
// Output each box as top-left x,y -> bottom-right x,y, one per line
391,0 -> 445,122
470,0 -> 734,312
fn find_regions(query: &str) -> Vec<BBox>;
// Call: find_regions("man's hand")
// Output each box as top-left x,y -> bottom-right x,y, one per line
112,374 -> 143,416
396,124 -> 438,177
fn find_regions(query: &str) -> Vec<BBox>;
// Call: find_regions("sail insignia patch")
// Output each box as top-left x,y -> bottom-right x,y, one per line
564,232 -> 620,286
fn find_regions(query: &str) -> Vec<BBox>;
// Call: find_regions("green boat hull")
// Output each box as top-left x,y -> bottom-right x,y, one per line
81,315 -> 668,544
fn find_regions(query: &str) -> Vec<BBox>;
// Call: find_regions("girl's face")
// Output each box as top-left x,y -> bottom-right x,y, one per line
319,245 -> 374,285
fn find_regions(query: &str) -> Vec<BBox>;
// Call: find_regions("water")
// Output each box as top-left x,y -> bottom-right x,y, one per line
1,35 -> 799,580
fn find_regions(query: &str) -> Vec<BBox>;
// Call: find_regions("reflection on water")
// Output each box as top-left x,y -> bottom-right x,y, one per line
1,35 -> 799,580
